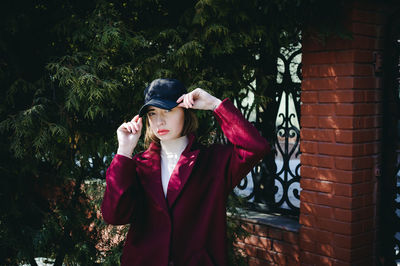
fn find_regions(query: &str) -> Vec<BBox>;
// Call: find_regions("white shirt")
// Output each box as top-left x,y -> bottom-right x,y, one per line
160,135 -> 189,198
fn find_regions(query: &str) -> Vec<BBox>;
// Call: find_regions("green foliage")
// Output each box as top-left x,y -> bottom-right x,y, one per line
0,0 -> 347,264
226,195 -> 250,265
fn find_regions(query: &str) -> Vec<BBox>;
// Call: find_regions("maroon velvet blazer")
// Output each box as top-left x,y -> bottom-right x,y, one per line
101,99 -> 270,266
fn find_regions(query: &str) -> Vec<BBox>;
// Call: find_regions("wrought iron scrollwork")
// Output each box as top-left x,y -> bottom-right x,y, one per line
232,44 -> 302,215
271,46 -> 302,212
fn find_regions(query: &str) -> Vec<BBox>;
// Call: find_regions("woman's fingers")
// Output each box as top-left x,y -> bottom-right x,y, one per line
188,92 -> 195,106
127,122 -> 136,134
121,115 -> 142,133
118,120 -> 142,135
177,94 -> 189,108
176,95 -> 184,103
183,94 -> 188,108
131,114 -> 139,123
184,93 -> 193,108
177,90 -> 201,109
178,93 -> 194,108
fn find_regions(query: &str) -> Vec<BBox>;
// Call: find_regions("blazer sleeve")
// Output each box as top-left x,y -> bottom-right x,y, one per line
213,98 -> 270,191
101,154 -> 139,225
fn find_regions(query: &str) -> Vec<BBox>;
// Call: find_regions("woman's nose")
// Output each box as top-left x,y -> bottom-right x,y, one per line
156,115 -> 165,126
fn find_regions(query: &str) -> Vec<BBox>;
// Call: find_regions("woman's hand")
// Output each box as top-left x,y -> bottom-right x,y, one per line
116,115 -> 143,158
176,88 -> 221,111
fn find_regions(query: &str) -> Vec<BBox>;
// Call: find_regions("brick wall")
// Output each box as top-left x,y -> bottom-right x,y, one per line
300,2 -> 385,265
235,214 -> 300,265
237,1 -> 388,265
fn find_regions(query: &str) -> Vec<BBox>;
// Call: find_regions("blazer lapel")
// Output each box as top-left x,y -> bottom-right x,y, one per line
166,134 -> 200,208
136,143 -> 169,213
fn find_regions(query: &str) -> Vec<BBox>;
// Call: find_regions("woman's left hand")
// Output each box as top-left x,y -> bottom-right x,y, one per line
176,88 -> 221,111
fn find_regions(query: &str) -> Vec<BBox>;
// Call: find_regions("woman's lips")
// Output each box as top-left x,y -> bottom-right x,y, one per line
157,129 -> 170,135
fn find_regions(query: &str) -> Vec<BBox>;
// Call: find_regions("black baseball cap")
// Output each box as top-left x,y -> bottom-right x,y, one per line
138,78 -> 187,117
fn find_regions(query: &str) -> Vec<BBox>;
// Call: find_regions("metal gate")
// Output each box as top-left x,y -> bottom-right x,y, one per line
232,43 -> 302,216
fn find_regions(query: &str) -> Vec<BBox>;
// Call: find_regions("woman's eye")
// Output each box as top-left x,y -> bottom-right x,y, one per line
148,112 -> 155,117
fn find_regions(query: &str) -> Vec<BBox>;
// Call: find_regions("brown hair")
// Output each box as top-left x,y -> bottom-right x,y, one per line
144,108 -> 198,147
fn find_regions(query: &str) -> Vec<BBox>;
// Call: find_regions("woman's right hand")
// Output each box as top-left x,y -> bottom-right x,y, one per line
116,115 -> 143,158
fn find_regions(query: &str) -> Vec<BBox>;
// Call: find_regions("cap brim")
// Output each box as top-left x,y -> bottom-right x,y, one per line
139,98 -> 179,117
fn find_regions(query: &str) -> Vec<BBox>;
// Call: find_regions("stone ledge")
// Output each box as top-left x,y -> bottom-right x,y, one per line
231,210 -> 301,233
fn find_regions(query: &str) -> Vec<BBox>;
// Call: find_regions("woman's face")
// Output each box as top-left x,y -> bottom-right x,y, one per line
147,106 -> 185,141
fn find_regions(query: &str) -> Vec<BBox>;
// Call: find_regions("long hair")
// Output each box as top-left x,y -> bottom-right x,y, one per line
144,108 -> 198,147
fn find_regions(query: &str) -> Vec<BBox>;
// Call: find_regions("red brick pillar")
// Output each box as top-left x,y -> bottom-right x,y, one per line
299,2 -> 386,265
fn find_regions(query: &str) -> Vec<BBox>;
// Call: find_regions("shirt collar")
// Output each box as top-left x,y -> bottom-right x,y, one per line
160,135 -> 189,157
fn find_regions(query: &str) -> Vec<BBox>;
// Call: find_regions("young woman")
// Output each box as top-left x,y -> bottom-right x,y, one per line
101,78 -> 269,266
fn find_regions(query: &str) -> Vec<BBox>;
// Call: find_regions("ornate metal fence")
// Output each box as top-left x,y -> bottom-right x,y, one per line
232,44 -> 302,216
